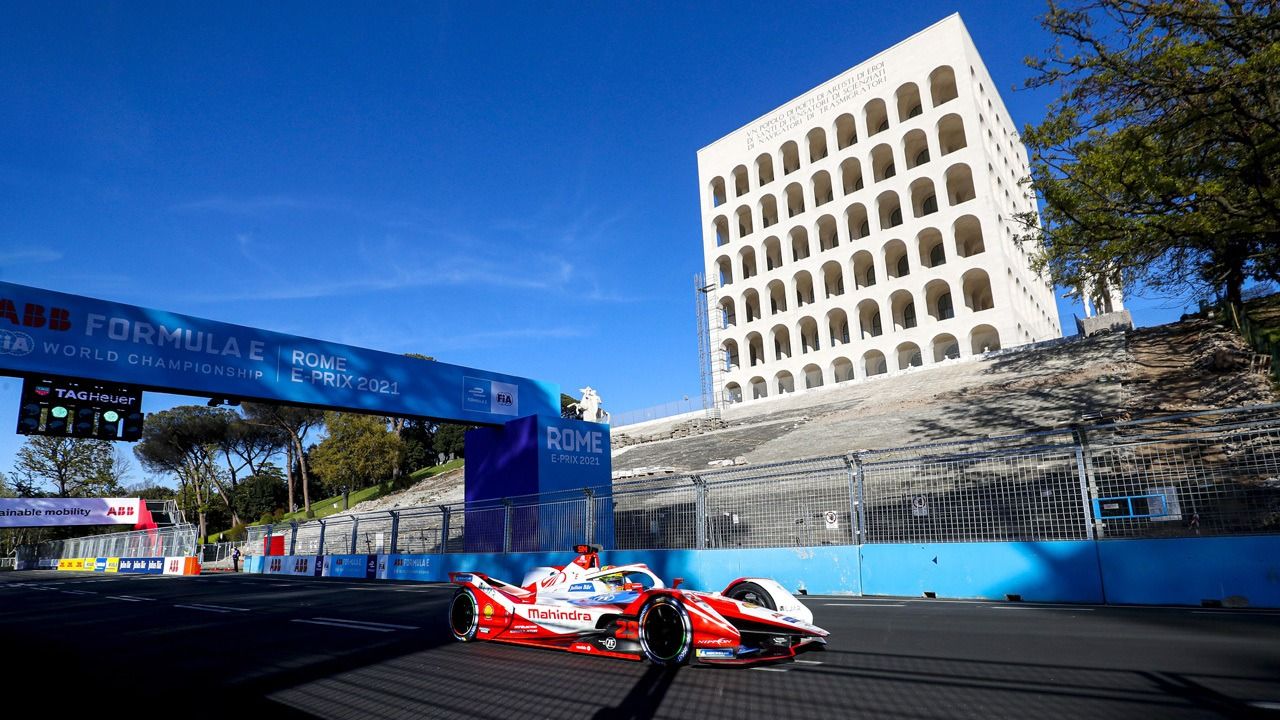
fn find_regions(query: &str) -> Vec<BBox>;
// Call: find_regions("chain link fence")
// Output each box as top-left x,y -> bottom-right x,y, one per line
225,405 -> 1280,557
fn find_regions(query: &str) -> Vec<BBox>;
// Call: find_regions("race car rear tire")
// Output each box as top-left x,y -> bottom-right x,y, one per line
448,588 -> 479,642
725,581 -> 777,610
637,596 -> 691,666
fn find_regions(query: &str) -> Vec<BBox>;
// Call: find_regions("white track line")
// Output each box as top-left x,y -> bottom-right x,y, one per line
291,619 -> 395,632
990,606 -> 1094,611
751,667 -> 789,672
310,616 -> 420,630
175,604 -> 230,613
179,603 -> 251,613
794,660 -> 824,665
1191,610 -> 1280,616
105,595 -> 154,602
61,590 -> 96,595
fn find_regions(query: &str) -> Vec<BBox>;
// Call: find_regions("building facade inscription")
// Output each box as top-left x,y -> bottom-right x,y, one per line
744,62 -> 888,151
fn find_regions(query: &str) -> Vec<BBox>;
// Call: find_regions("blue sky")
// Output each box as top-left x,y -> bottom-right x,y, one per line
0,2 -> 1201,486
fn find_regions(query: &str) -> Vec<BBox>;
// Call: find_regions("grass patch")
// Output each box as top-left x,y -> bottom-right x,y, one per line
409,458 -> 464,481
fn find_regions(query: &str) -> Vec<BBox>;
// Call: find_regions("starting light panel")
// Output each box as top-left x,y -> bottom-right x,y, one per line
16,374 -> 144,441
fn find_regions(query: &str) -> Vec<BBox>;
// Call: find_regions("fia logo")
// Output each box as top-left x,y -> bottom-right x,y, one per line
495,392 -> 513,406
0,330 -> 34,356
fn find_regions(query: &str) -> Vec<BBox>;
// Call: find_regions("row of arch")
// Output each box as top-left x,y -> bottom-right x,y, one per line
710,65 -> 961,206
718,271 -> 995,367
723,325 -> 1002,403
712,113 -> 968,215
712,161 -> 977,249
715,215 -> 986,295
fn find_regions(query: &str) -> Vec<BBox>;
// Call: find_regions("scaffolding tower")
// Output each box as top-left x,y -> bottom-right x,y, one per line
695,273 -> 722,420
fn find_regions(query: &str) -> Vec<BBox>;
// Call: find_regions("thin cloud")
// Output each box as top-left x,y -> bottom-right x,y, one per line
171,195 -> 328,214
0,249 -> 63,265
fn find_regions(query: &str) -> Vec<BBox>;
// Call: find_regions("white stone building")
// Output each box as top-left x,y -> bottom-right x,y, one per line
698,14 -> 1061,405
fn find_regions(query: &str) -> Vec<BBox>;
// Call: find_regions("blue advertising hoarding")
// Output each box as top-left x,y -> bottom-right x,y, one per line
0,282 -> 559,424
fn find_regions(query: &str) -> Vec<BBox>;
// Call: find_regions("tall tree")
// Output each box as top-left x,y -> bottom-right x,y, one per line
1017,0 -> 1280,307
133,406 -> 233,539
309,412 -> 404,494
241,403 -> 324,516
12,436 -> 127,497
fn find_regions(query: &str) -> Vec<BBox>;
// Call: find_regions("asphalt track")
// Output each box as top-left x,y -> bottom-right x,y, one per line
2,572 -> 1279,719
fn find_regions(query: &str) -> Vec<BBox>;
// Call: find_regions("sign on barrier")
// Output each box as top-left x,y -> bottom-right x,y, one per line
117,557 -> 165,574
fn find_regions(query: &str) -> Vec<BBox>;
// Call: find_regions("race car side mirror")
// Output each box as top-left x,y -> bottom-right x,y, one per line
672,577 -> 684,588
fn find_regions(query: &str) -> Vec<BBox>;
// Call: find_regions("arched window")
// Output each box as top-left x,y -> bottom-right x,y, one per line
910,177 -> 938,218
793,271 -> 815,307
871,144 -> 895,182
945,163 -> 976,205
937,114 -> 967,155
750,376 -> 768,399
739,246 -> 757,280
732,165 -> 750,197
771,324 -> 792,361
896,342 -> 923,370
775,371 -> 795,395
834,113 -> 857,150
884,239 -> 909,279
710,177 -> 727,207
807,127 -> 828,162
863,350 -> 888,377
781,141 -> 801,175
816,215 -> 838,252
831,357 -> 855,383
756,153 -> 776,186
931,334 -> 960,362
785,182 -> 806,217
929,66 -> 959,106
762,236 -> 783,271
903,129 -> 930,170
896,82 -> 924,121
812,171 -> 833,207
851,251 -> 876,289
877,191 -> 902,230
724,382 -> 743,404
759,195 -> 779,229
827,308 -> 850,346
742,289 -> 761,322
767,280 -> 788,315
798,316 -> 820,353
954,215 -> 986,257
962,269 -> 995,312
841,158 -> 864,194
865,98 -> 889,136
970,325 -> 1001,355
713,216 -> 729,247
746,332 -> 765,367
735,205 -> 753,238
803,364 -> 823,390
845,203 -> 870,241
790,227 -> 810,262
925,279 -> 953,321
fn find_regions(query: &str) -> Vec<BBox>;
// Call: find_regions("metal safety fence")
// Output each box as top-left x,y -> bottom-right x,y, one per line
229,404 -> 1280,557
37,524 -> 197,560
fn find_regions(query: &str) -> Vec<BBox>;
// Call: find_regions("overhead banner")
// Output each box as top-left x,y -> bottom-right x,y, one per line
0,282 -> 559,424
0,498 -> 143,527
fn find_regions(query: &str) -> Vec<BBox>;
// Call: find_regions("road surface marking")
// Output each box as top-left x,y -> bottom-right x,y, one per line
105,595 -> 154,602
61,590 -> 96,596
750,667 -> 789,672
311,617 -> 420,630
823,602 -> 905,607
794,660 -> 823,665
176,603 -> 251,613
291,619 -> 396,632
990,606 -> 1094,611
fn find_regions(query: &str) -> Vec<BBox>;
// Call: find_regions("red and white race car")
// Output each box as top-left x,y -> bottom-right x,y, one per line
447,544 -> 828,666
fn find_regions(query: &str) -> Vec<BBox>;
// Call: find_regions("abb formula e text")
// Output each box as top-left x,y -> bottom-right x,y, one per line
447,544 -> 827,666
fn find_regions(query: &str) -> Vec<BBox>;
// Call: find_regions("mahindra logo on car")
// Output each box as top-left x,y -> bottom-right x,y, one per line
527,608 -> 592,622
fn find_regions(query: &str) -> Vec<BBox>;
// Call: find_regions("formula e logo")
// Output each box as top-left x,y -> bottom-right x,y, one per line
0,330 -> 34,356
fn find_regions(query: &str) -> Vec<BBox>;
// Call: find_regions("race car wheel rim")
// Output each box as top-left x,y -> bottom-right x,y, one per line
727,581 -> 776,610
639,599 -> 690,664
449,590 -> 478,641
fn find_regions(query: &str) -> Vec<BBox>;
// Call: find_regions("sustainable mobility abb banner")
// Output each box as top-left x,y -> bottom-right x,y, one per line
0,497 -> 142,527
0,282 -> 559,424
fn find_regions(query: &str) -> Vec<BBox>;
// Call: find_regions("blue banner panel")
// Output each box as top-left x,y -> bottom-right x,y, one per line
859,541 -> 1105,603
116,557 -> 166,574
1096,535 -> 1280,608
0,282 -> 558,424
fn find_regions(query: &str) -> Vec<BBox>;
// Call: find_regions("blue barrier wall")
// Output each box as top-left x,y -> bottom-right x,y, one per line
1096,535 -> 1280,607
859,541 -> 1105,603
241,535 -> 1280,607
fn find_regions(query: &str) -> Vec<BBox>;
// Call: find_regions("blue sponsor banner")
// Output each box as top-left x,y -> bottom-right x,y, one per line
117,557 -> 166,574
93,557 -> 107,572
325,555 -> 371,579
0,282 -> 558,424
384,555 -> 435,581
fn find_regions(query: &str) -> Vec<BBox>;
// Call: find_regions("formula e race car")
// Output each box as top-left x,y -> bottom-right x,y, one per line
447,544 -> 827,666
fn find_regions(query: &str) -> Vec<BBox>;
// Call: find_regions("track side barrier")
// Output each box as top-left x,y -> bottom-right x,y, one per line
243,534 -> 1280,608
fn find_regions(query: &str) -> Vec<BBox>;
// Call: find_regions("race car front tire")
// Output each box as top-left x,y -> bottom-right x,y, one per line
637,596 -> 692,666
448,588 -> 479,642
725,580 -> 777,610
